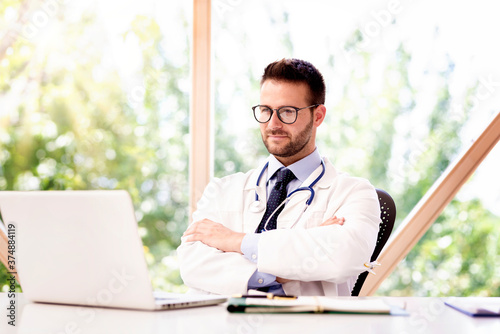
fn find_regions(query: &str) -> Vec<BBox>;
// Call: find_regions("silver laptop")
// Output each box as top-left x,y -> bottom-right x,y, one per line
0,190 -> 226,310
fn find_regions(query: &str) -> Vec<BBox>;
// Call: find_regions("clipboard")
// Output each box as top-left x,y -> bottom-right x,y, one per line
227,296 -> 408,315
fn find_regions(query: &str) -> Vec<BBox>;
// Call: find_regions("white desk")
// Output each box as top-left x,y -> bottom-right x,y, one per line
1,293 -> 499,333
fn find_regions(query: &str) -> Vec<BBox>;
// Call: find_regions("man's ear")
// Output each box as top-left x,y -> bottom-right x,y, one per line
313,104 -> 326,126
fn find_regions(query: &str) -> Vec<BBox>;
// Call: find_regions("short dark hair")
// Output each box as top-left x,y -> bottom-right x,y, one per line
261,58 -> 326,105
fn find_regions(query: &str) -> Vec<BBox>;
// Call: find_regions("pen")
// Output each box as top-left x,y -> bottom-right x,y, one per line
364,261 -> 381,275
233,293 -> 297,300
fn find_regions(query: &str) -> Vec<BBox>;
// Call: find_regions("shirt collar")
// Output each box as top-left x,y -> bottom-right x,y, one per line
266,148 -> 322,184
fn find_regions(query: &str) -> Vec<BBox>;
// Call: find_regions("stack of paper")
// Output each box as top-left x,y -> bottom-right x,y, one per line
227,296 -> 405,315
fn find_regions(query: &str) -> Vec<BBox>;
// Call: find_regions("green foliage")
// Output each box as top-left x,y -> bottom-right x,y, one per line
0,1 -> 190,292
211,11 -> 499,297
382,199 -> 500,296
1,1 -> 498,298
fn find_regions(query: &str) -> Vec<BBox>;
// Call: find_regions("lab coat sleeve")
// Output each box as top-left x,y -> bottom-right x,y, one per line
177,241 -> 257,294
176,176 -> 258,295
257,178 -> 380,283
241,234 -> 281,289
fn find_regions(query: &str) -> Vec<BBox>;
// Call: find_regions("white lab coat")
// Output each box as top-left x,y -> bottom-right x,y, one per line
177,157 -> 380,296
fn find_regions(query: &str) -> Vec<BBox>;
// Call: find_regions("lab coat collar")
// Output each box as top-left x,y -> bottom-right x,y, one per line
243,157 -> 338,232
243,156 -> 338,191
266,148 -> 322,185
315,157 -> 337,188
275,157 -> 338,228
245,159 -> 269,191
243,160 -> 269,233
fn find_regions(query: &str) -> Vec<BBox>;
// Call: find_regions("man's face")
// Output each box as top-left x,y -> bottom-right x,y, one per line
259,80 -> 322,165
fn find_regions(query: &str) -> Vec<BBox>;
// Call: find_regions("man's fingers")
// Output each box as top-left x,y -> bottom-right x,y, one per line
276,277 -> 292,284
182,224 -> 212,242
183,233 -> 202,243
182,219 -> 244,253
320,216 -> 345,227
183,224 -> 198,236
183,219 -> 217,236
333,217 -> 345,225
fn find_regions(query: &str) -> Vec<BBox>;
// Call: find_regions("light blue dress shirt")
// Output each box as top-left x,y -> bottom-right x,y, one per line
241,148 -> 322,293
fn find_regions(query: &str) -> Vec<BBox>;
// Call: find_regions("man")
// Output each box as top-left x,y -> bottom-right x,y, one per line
178,58 -> 380,296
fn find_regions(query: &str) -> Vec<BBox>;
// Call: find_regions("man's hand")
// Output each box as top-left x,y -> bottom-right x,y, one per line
182,219 -> 245,253
276,277 -> 292,284
320,216 -> 345,227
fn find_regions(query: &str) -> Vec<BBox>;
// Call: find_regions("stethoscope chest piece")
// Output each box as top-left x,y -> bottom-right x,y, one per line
250,201 -> 264,213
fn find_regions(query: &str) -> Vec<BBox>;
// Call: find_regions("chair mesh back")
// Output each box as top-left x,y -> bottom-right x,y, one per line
351,188 -> 396,296
371,189 -> 396,261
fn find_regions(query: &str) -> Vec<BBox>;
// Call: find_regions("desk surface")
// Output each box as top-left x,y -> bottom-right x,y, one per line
1,293 -> 499,333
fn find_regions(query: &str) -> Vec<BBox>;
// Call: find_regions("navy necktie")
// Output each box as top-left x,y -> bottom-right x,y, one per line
256,168 -> 296,233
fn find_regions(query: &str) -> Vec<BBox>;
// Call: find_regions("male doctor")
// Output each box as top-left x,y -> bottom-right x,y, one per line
178,58 -> 380,296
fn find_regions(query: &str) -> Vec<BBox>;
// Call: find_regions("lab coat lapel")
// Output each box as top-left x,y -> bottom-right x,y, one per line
244,163 -> 268,233
277,159 -> 336,229
276,186 -> 315,230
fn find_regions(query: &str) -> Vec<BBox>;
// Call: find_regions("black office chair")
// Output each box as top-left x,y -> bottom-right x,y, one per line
351,188 -> 396,296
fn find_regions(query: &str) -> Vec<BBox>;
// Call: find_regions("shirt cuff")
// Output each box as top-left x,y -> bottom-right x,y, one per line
241,234 -> 283,290
241,233 -> 261,263
247,269 -> 279,289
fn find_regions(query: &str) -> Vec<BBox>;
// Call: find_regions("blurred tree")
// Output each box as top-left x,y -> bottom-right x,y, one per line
0,1 -> 190,292
211,6 -> 499,297
1,1 -> 498,297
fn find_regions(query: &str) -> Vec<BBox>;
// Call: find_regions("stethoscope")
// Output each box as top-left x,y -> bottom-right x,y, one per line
250,159 -> 326,231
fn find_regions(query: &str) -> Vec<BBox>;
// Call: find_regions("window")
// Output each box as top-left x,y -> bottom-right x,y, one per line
0,0 -> 192,292
212,0 -> 500,296
1,0 -> 498,295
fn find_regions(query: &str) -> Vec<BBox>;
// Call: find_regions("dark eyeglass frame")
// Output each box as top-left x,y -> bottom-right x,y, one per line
252,104 -> 320,124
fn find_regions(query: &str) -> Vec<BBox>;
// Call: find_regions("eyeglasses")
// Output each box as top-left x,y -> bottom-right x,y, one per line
252,104 -> 320,124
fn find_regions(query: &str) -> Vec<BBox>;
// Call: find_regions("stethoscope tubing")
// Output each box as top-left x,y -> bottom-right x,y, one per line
254,160 -> 326,230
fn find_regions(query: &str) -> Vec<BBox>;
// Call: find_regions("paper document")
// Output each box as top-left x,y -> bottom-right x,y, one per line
227,296 -> 407,315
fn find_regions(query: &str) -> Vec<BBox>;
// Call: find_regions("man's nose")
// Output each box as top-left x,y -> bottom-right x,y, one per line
267,110 -> 283,129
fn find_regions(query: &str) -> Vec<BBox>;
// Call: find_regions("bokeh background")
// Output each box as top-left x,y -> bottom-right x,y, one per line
1,0 -> 499,296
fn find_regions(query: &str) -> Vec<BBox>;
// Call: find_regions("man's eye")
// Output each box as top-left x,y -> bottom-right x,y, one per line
280,108 -> 295,115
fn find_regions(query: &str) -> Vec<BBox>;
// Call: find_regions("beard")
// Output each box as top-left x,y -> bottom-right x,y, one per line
262,117 -> 314,158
